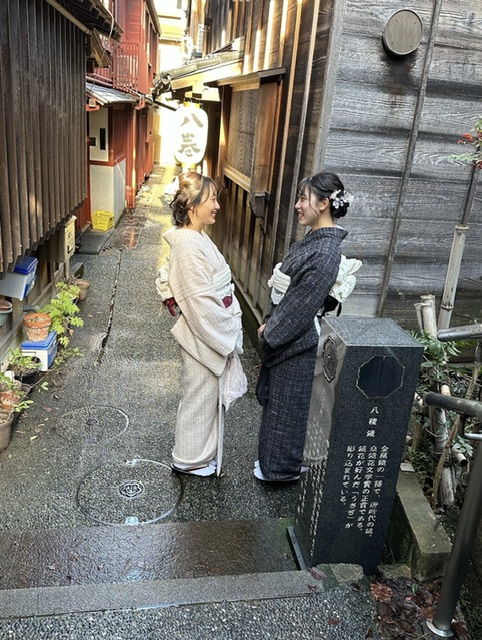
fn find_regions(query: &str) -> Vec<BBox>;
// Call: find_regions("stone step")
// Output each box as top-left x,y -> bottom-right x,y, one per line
0,518 -> 296,591
0,565 -> 366,619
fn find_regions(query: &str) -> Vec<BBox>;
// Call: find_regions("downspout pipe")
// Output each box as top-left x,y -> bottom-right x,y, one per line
44,0 -> 91,34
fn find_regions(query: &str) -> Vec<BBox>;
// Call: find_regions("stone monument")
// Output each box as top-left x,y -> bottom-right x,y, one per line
292,317 -> 423,575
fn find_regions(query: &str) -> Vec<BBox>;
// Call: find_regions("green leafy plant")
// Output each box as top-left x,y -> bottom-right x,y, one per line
40,282 -> 84,349
413,330 -> 461,390
7,348 -> 41,378
0,371 -> 15,393
11,396 -> 33,413
0,372 -> 33,412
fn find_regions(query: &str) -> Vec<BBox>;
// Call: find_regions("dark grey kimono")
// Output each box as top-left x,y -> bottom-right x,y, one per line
257,226 -> 347,480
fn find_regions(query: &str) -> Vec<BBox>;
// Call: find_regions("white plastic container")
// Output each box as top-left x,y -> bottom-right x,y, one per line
0,257 -> 38,300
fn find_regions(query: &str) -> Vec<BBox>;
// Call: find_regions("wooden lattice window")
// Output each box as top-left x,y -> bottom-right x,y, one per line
225,89 -> 259,187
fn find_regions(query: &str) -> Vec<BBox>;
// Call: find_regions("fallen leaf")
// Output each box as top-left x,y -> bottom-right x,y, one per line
371,582 -> 393,603
308,566 -> 326,580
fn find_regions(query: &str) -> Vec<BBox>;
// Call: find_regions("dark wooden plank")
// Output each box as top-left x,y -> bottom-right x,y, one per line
0,0 -> 13,269
8,0 -> 29,256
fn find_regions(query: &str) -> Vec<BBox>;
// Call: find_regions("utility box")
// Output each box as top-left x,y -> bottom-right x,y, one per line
38,216 -> 77,264
0,257 -> 38,300
64,216 -> 76,259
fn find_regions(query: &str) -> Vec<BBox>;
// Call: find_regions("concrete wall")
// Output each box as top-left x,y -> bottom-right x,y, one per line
90,159 -> 126,224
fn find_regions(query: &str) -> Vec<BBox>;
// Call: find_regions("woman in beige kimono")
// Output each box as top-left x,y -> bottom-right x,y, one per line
157,172 -> 245,477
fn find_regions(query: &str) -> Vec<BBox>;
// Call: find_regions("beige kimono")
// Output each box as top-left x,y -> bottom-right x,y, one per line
161,227 -> 245,472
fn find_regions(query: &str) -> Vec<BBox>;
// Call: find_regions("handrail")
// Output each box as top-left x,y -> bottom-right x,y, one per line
437,323 -> 482,342
424,392 -> 482,425
424,371 -> 482,637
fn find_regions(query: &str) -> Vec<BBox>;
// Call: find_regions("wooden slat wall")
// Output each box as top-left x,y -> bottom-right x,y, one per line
0,0 -> 87,274
206,0 -> 482,331
313,0 -> 482,324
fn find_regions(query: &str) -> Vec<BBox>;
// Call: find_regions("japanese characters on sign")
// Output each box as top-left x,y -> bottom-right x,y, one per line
339,406 -> 389,537
173,104 -> 208,166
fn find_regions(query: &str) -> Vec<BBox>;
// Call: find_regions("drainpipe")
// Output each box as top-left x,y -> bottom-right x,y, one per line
44,0 -> 91,34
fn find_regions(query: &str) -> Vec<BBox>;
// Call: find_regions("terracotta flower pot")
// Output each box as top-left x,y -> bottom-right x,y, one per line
0,300 -> 13,328
0,410 -> 14,453
75,279 -> 90,301
0,390 -> 19,412
23,312 -> 51,341
0,380 -> 22,412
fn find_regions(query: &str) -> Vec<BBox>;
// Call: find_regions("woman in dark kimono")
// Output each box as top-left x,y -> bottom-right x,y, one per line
255,171 -> 351,482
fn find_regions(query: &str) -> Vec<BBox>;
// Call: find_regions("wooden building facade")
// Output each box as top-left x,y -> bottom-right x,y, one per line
80,0 -> 161,226
0,0 -> 121,354
172,0 -> 482,333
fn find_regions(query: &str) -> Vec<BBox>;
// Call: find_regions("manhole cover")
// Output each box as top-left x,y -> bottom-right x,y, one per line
76,459 -> 182,525
55,406 -> 129,444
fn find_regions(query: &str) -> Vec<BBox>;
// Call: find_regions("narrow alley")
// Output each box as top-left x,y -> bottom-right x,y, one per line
0,167 -> 379,639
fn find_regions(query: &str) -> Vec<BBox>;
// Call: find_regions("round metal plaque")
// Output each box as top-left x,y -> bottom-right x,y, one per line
76,459 -> 182,525
382,10 -> 423,56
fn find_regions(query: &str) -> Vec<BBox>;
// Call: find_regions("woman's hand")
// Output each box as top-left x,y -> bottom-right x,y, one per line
258,323 -> 266,337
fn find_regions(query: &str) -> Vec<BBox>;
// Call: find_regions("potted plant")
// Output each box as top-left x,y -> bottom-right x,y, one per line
0,299 -> 13,327
75,278 -> 90,301
0,372 -> 22,412
64,276 -> 90,301
0,409 -> 14,453
23,311 -> 52,341
0,370 -> 36,453
7,348 -> 41,385
39,282 -> 84,348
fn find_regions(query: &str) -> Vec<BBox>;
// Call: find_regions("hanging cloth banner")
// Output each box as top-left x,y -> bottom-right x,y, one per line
173,104 -> 208,166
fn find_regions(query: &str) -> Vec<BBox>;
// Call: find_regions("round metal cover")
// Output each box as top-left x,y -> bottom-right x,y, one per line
382,10 -> 423,56
76,459 -> 182,525
55,406 -> 129,444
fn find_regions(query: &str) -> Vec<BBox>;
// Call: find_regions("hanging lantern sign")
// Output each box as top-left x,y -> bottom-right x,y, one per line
173,104 -> 209,166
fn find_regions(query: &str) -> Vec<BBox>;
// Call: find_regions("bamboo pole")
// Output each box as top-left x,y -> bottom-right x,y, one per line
420,294 -> 438,336
438,225 -> 468,331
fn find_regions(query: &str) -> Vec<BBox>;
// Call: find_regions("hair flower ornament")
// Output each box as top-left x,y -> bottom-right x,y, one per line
329,189 -> 353,210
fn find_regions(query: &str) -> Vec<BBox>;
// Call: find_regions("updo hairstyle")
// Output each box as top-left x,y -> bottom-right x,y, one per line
170,172 -> 217,227
297,171 -> 350,219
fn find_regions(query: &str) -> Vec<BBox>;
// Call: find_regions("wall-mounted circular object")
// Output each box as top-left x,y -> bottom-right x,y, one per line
382,9 -> 423,56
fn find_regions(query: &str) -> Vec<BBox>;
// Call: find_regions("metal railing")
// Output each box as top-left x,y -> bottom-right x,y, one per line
425,323 -> 482,638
